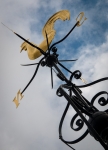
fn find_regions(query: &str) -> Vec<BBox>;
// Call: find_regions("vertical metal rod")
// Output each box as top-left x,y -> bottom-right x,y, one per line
51,67 -> 53,88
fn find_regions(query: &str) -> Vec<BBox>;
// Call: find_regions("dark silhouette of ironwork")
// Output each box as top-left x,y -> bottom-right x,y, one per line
19,20 -> 108,150
3,19 -> 108,149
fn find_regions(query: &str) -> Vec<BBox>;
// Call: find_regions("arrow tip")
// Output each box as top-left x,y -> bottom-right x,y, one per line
1,22 -> 14,33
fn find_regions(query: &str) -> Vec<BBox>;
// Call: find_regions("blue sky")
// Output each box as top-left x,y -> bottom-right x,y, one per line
0,0 -> 108,150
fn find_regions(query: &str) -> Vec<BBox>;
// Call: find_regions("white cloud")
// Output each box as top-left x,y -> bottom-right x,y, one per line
0,0 -> 108,150
70,33 -> 108,112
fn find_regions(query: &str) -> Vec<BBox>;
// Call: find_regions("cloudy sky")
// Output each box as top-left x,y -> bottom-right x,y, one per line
0,0 -> 108,150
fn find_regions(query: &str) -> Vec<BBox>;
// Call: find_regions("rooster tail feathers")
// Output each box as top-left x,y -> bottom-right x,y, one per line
42,10 -> 70,39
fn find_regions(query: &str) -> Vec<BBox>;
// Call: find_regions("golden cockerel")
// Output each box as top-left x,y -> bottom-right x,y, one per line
20,10 -> 70,60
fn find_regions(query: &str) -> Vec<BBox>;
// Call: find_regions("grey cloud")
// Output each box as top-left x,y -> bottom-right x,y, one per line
0,0 -> 108,150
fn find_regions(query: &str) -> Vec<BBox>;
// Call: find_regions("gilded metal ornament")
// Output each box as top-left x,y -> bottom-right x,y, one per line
2,10 -> 108,150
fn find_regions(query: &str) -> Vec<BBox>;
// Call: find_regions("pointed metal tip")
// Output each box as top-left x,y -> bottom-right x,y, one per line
20,63 -> 39,66
1,22 -> 14,33
59,59 -> 78,62
51,67 -> 53,89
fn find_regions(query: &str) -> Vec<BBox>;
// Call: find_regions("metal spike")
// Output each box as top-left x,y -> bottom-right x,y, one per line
59,59 -> 78,62
51,67 -> 53,88
1,22 -> 14,33
21,63 -> 39,66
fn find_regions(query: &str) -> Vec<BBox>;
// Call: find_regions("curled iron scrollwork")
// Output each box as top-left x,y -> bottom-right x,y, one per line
56,88 -> 63,97
70,113 -> 84,131
91,91 -> 108,108
59,102 -> 88,145
98,97 -> 108,106
70,70 -> 82,81
58,77 -> 108,149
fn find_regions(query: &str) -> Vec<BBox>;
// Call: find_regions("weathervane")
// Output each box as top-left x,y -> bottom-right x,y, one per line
2,10 -> 108,150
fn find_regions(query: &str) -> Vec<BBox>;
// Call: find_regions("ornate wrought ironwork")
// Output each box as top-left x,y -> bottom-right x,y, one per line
2,10 -> 108,150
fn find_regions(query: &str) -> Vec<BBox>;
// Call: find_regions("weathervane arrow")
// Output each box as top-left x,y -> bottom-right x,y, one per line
1,22 -> 46,56
2,10 -> 87,108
